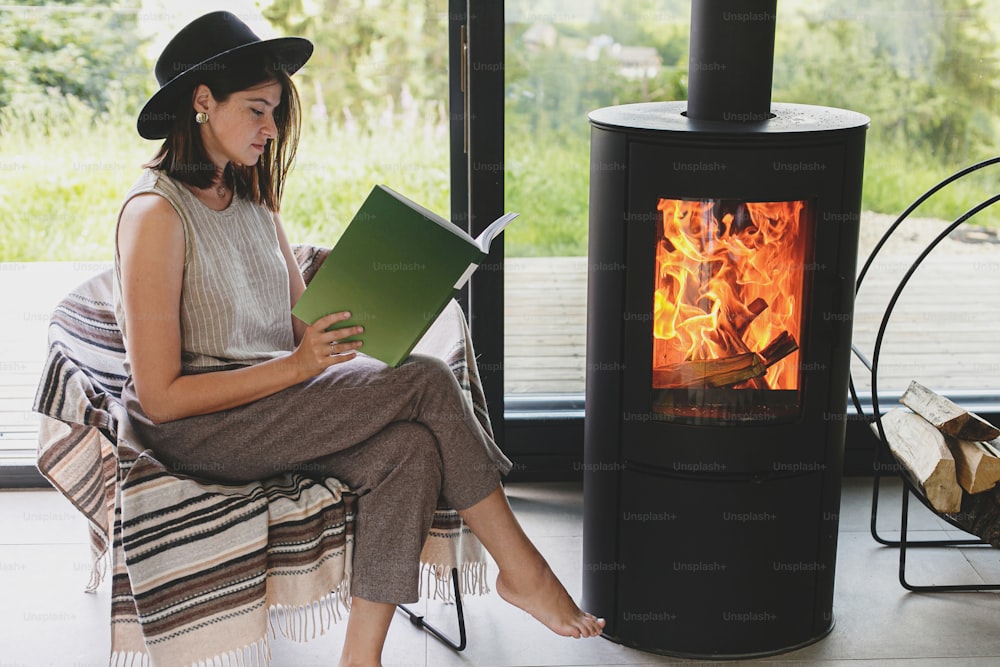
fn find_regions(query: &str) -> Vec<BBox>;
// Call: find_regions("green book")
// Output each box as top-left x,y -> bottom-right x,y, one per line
292,184 -> 518,367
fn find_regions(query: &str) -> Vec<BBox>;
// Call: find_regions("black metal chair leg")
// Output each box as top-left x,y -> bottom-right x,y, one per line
396,568 -> 467,651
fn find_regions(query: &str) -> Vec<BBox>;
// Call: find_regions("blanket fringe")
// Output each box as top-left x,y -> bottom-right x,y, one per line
193,638 -> 269,667
267,582 -> 352,643
419,560 -> 490,602
110,650 -> 151,667
114,638 -> 273,667
86,545 -> 109,593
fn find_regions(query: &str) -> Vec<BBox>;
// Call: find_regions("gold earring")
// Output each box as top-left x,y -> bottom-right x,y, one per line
195,111 -> 208,124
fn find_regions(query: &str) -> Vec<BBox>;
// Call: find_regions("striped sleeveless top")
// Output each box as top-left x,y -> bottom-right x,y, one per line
113,169 -> 294,374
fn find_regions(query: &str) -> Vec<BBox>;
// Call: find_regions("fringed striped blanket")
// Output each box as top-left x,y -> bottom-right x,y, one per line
34,245 -> 490,667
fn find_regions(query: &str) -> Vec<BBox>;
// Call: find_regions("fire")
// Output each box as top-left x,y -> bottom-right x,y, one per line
652,198 -> 810,390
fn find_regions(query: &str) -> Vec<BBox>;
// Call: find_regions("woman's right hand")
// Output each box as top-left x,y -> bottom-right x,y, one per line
290,311 -> 364,380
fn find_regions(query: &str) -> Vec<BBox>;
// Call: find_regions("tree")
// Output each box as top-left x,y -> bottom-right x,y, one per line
926,0 -> 999,161
0,0 -> 150,124
773,0 -> 1000,165
505,17 -> 687,139
262,0 -> 448,129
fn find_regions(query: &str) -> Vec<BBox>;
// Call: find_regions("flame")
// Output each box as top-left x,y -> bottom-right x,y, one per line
652,198 -> 810,389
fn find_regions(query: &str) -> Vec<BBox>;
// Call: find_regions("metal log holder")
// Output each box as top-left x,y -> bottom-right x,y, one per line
851,155 -> 1000,592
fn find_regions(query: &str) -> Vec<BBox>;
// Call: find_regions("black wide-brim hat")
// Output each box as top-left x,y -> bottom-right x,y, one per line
137,11 -> 313,140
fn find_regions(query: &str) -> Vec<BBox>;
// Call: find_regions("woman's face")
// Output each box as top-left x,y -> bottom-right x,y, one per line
195,80 -> 283,169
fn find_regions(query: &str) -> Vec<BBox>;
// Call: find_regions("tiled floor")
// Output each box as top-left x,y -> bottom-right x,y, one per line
4,476 -> 1000,666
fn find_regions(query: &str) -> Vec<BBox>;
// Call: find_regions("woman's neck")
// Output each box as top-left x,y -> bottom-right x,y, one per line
208,167 -> 229,201
185,166 -> 232,211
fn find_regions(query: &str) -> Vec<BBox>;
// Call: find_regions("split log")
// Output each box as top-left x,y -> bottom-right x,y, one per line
759,331 -> 799,367
877,408 -> 963,513
900,380 -> 1000,441
652,329 -> 799,389
653,352 -> 767,388
946,436 -> 1000,494
980,438 -> 1000,459
949,484 -> 1000,547
730,297 -> 768,335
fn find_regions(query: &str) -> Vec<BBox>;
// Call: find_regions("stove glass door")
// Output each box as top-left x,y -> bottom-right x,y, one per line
650,197 -> 814,423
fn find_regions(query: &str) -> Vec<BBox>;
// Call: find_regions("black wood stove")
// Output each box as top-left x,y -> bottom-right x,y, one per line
582,0 -> 869,658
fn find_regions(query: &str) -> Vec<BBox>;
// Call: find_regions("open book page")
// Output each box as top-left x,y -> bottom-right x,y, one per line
452,213 -> 520,289
474,212 -> 520,253
379,184 -> 518,253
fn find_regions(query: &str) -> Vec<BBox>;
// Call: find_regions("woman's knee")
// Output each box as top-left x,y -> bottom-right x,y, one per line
373,421 -> 442,486
398,354 -> 470,416
399,354 -> 456,388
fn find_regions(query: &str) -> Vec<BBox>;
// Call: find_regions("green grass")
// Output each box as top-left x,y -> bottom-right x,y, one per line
862,149 -> 1000,229
2,105 -> 997,264
0,107 -> 455,262
0,103 -> 151,262
505,124 -> 591,257
280,124 -> 452,248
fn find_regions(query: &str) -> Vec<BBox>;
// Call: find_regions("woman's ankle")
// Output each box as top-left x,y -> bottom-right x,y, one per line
339,596 -> 393,667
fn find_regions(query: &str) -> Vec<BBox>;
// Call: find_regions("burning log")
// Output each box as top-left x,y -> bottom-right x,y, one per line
731,297 -> 768,336
759,331 -> 798,367
877,408 -> 963,513
900,380 -> 1000,441
652,330 -> 798,389
947,437 -> 1000,495
653,352 -> 767,388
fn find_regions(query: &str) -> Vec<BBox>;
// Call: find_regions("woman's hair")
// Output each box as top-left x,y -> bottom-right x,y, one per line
144,53 -> 302,212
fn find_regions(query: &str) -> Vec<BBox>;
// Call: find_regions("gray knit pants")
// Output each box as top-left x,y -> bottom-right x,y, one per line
122,353 -> 512,604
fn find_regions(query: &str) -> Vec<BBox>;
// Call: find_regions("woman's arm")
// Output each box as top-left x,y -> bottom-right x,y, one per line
117,194 -> 362,424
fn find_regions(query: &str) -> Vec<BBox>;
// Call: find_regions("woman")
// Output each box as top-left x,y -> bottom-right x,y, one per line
115,11 -> 604,667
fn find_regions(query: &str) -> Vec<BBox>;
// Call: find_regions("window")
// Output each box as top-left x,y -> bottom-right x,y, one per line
503,2 -> 689,406
498,0 -> 1000,474
4,0 -> 999,483
0,0 -> 459,482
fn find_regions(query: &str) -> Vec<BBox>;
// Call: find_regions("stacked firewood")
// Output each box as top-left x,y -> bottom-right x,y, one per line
877,381 -> 1000,514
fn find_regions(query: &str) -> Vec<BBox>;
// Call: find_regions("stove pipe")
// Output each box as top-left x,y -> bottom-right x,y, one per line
686,0 -> 777,122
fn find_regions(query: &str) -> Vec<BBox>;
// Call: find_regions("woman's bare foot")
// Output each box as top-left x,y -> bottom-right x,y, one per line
456,486 -> 604,637
495,554 -> 605,638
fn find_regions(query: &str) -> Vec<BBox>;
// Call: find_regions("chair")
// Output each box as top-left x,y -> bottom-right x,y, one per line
34,244 -> 488,665
852,156 -> 1000,591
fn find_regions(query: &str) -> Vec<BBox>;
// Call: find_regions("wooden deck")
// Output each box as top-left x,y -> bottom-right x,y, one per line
504,257 -> 587,394
851,252 -> 1000,395
3,250 -> 998,456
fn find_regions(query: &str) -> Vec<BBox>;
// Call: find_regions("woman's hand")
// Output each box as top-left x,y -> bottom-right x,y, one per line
289,311 -> 364,380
